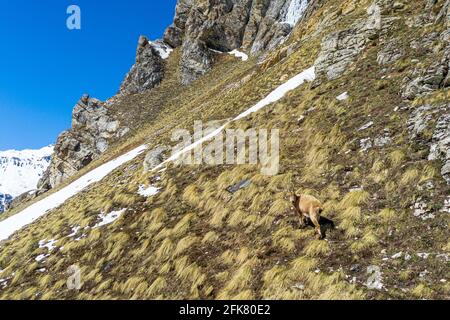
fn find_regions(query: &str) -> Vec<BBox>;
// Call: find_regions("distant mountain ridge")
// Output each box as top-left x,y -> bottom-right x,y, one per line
0,145 -> 53,212
0,193 -> 13,213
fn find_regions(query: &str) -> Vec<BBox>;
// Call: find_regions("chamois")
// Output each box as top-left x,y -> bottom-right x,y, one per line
290,193 -> 325,239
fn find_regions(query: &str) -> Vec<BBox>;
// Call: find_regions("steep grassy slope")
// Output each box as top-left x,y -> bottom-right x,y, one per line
0,0 -> 448,299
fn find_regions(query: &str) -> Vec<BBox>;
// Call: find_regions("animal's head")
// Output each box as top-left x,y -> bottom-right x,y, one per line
287,191 -> 298,205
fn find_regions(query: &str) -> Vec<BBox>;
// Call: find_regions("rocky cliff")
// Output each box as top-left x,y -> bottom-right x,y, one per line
165,0 -> 316,84
38,95 -> 129,191
38,0 -> 316,193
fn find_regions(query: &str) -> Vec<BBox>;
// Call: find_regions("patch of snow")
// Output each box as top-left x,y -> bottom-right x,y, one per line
391,252 -> 403,259
0,145 -> 147,241
35,254 -> 50,262
39,239 -> 57,252
151,41 -> 173,60
74,234 -> 87,242
358,121 -> 374,131
336,92 -> 349,101
67,226 -> 81,238
292,283 -> 305,290
229,49 -> 249,62
138,185 -> 160,197
209,48 -> 224,54
234,66 -> 315,120
283,0 -> 309,26
93,209 -> 126,228
155,67 -> 315,169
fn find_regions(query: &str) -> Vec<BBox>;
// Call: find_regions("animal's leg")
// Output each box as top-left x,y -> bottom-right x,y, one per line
299,215 -> 306,228
310,214 -> 323,239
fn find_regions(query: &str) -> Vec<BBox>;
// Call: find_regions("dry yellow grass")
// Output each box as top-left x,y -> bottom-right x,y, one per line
0,1 -> 449,300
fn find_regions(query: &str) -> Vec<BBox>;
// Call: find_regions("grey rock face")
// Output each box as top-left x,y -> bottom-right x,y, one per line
119,36 -> 166,95
402,58 -> 449,100
314,1 -> 383,82
180,39 -> 215,85
377,38 -> 404,65
407,104 -> 439,139
407,103 -> 450,184
38,96 -> 130,190
166,0 -> 314,84
429,111 -> 450,184
164,0 -> 194,48
401,2 -> 450,100
143,146 -> 168,172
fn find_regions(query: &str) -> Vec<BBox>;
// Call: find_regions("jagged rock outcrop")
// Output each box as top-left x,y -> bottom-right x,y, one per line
165,0 -> 314,84
180,38 -> 215,85
402,58 -> 449,100
38,95 -> 130,191
401,1 -> 450,100
313,1 -> 388,82
119,36 -> 170,95
408,103 -> 450,185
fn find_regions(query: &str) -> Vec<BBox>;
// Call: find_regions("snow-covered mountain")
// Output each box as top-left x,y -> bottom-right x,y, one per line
0,193 -> 13,212
0,146 -> 53,212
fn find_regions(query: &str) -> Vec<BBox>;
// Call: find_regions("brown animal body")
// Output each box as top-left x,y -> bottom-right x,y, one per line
290,194 -> 324,239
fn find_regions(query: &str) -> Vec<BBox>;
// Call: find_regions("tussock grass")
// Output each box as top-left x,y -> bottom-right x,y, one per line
411,284 -> 434,299
218,260 -> 255,298
400,168 -> 420,186
1,3 -> 449,300
389,150 -> 405,167
303,240 -> 331,257
147,277 -> 167,297
339,190 -> 370,209
202,231 -> 219,244
379,208 -> 396,222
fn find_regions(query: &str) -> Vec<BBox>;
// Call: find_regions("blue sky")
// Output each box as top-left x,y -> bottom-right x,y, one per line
0,0 -> 177,150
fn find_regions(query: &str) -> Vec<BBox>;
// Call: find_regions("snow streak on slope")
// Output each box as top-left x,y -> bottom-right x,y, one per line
157,66 -> 316,168
0,66 -> 314,241
234,66 -> 315,120
229,50 -> 249,61
0,145 -> 147,241
0,145 -> 53,197
284,0 -> 309,26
